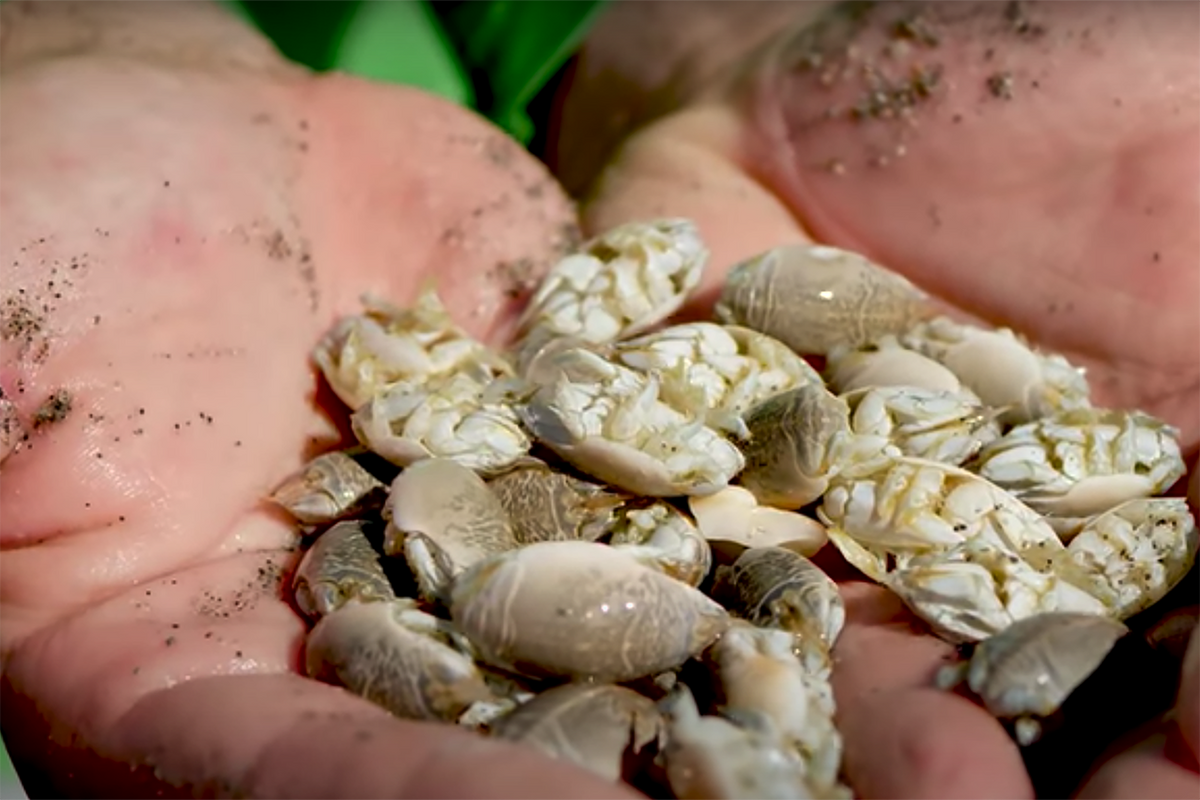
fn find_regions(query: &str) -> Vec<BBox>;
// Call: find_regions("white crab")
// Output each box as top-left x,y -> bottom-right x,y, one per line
608,322 -> 824,438
351,372 -> 531,474
843,385 -> 1002,466
518,346 -> 745,496
513,219 -> 708,355
896,316 -> 1092,423
314,288 -> 509,410
971,407 -> 1186,519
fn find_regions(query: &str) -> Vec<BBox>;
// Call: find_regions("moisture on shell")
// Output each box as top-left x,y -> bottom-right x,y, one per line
450,540 -> 731,683
714,244 -> 933,356
292,519 -> 396,619
384,458 -> 519,605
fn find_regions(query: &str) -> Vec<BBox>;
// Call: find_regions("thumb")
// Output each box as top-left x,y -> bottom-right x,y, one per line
579,106 -> 812,314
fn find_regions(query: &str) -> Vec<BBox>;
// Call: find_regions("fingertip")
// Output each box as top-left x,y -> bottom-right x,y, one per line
248,709 -> 638,800
580,106 -> 812,294
297,73 -> 581,345
839,688 -> 1033,800
401,732 -> 644,800
133,674 -> 635,800
1176,623 -> 1200,763
1076,751 -> 1200,800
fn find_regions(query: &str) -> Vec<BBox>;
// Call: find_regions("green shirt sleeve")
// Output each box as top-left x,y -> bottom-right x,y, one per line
225,0 -> 609,146
434,0 -> 609,145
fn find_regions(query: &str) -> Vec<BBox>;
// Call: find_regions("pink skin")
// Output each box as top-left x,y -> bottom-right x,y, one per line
1,1 -> 1197,798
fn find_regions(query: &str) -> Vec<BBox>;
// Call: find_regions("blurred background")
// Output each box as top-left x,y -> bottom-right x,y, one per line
1,741 -> 21,800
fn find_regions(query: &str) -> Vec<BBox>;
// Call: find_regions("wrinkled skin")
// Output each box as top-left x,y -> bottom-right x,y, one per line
0,2 -> 1197,800
550,1 -> 1199,798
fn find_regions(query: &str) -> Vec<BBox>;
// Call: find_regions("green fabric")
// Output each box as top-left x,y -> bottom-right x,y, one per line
438,0 -> 608,144
231,1 -> 473,107
222,0 -> 609,145
333,1 -> 475,107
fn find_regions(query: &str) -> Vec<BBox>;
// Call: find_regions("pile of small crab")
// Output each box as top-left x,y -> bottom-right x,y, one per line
270,219 -> 1197,799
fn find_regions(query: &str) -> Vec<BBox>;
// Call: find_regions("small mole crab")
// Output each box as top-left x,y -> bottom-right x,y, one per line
292,519 -> 396,619
383,457 -> 519,606
935,611 -> 1129,745
737,383 -> 894,511
714,243 -> 934,356
489,683 -> 665,784
451,540 -> 730,683
484,456 -> 627,544
268,448 -> 394,529
712,546 -> 846,673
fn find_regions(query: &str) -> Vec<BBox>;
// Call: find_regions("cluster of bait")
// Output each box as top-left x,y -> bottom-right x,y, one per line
271,219 -> 1196,799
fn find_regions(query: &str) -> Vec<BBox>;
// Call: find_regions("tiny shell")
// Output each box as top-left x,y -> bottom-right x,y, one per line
737,384 -> 853,509
714,546 -> 846,653
485,458 -> 625,544
714,244 -> 933,355
659,684 -> 819,800
292,519 -> 396,619
451,541 -> 730,682
490,683 -> 664,783
707,624 -> 843,788
689,486 -> 829,557
937,612 -> 1128,745
269,449 -> 391,527
385,458 -> 519,604
305,599 -> 496,723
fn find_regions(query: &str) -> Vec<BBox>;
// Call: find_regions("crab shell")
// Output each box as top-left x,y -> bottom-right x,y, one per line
450,541 -> 731,683
292,519 -> 396,619
384,457 -> 519,604
714,243 -> 933,356
305,599 -> 497,723
490,683 -> 664,783
963,612 -> 1129,720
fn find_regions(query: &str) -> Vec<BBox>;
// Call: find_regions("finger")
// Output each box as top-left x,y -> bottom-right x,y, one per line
6,664 -> 633,799
838,688 -> 1032,800
831,583 -> 1033,799
1076,751 -> 1200,800
114,675 -> 635,800
296,74 -> 580,347
1177,623 -> 1200,763
0,0 -> 290,75
832,582 -> 958,697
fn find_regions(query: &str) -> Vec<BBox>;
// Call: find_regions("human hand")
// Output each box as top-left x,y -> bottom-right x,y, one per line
547,1 -> 1199,797
0,2 -> 636,796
